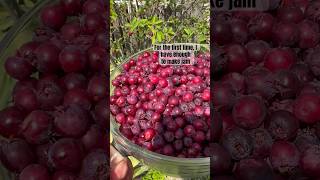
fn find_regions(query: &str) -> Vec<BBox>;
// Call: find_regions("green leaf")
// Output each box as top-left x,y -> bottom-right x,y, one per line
142,169 -> 165,180
0,31 -> 4,39
128,156 -> 140,167
131,18 -> 139,30
151,16 -> 157,23
140,19 -> 148,25
151,35 -> 156,44
23,0 -> 34,8
184,28 -> 193,36
156,31 -> 164,43
197,33 -> 208,43
148,25 -> 156,35
133,165 -> 149,179
149,16 -> 162,25
0,16 -> 14,31
168,27 -> 174,33
0,9 -> 10,17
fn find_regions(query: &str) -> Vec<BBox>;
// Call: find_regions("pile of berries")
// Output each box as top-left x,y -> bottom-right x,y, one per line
111,51 -> 211,158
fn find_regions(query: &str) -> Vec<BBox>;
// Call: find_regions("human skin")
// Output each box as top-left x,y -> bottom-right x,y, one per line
110,146 -> 134,180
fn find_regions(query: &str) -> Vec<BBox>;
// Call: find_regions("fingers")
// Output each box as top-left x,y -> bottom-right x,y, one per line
110,146 -> 134,180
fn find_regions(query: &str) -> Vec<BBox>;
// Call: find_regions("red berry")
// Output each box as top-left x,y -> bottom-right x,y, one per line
60,0 -> 81,15
19,164 -> 50,180
183,91 -> 194,102
5,57 -> 33,80
233,96 -> 266,129
270,141 -> 300,174
300,145 -> 320,177
49,138 -> 83,171
144,128 -> 155,141
264,48 -> 296,72
0,107 -> 24,138
202,89 -> 210,101
59,46 -> 87,73
60,22 -> 81,41
294,93 -> 320,124
40,5 -> 66,30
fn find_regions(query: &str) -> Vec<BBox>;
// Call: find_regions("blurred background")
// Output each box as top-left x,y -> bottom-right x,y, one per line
0,0 -> 210,179
0,2 -> 46,179
0,0 -> 41,40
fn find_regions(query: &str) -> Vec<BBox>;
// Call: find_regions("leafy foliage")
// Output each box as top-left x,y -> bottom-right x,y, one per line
111,0 -> 209,64
142,169 -> 166,180
0,0 -> 41,39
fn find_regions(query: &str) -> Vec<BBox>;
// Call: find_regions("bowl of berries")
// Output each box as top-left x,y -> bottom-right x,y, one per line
110,47 -> 211,178
0,0 -> 108,179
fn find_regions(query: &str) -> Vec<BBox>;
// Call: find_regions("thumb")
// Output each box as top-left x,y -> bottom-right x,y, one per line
110,146 -> 134,180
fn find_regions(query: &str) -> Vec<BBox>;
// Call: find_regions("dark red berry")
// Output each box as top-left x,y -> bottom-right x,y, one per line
213,21 -> 232,45
298,20 -> 320,49
294,93 -> 320,124
222,128 -> 253,160
249,128 -> 273,158
277,6 -> 303,23
213,82 -> 236,110
248,13 -> 274,40
79,149 -> 108,179
49,138 -> 83,171
144,128 -> 155,141
270,141 -> 300,174
36,76 -> 64,110
0,107 -> 24,138
59,46 -> 87,73
300,145 -> 320,177
60,0 -> 81,15
63,89 -> 92,110
60,22 -> 81,41
81,124 -> 105,151
211,143 -> 231,175
5,57 -> 33,80
1,139 -> 35,172
19,164 -> 50,180
82,0 -> 104,14
84,13 -> 105,34
35,43 -> 61,73
264,48 -> 296,72
87,75 -> 107,102
184,125 -> 196,137
232,96 -> 266,129
234,158 -> 274,180
54,104 -> 89,138
88,46 -> 107,71
21,110 -> 51,144
266,110 -> 299,140
53,171 -> 77,180
245,40 -> 269,64
162,144 -> 174,156
60,73 -> 87,90
40,5 -> 66,30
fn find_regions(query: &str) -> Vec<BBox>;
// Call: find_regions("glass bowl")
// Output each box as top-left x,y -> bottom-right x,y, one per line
110,47 -> 210,178
0,0 -> 54,178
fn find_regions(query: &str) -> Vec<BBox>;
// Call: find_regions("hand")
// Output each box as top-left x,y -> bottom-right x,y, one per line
110,146 -> 134,180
